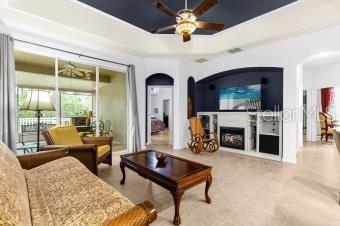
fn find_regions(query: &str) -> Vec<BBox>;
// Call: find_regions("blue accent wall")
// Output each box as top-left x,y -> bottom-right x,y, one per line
79,0 -> 296,35
187,77 -> 196,118
195,67 -> 283,112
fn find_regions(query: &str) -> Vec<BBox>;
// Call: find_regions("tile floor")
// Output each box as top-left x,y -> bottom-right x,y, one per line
111,143 -> 127,152
151,128 -> 172,145
99,142 -> 340,225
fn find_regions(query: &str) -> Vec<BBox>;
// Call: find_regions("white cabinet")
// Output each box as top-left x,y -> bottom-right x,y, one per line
257,112 -> 282,160
197,113 -> 218,137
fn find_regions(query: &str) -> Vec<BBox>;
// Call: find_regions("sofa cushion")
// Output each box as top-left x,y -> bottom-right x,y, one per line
97,145 -> 111,158
25,157 -> 134,225
0,140 -> 32,226
48,125 -> 83,145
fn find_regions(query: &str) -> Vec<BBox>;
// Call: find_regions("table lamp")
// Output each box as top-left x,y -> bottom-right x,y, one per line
20,90 -> 55,151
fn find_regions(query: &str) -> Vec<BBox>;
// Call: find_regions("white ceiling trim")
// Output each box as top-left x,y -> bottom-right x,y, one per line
72,0 -> 152,36
1,0 -> 340,56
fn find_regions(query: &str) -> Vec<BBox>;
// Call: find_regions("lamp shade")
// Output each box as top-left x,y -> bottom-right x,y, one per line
20,90 -> 55,111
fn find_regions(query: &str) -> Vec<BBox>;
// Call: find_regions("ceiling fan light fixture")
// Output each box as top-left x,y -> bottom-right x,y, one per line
85,72 -> 92,80
175,9 -> 197,35
176,20 -> 197,35
176,9 -> 196,22
152,0 -> 222,42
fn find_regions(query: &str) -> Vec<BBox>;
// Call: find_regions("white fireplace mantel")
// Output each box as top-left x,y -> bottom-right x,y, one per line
197,111 -> 282,161
218,112 -> 250,151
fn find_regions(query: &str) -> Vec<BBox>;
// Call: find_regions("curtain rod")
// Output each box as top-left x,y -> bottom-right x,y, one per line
14,38 -> 130,67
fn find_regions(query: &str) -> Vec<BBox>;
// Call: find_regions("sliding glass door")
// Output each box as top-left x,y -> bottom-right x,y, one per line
58,59 -> 97,135
14,50 -> 127,153
98,68 -> 127,151
15,51 -> 57,153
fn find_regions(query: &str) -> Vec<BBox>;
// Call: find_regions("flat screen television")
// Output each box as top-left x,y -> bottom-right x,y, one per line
219,84 -> 261,111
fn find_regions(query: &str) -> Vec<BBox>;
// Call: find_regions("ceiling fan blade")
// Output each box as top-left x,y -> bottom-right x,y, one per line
196,21 -> 224,31
183,34 -> 191,42
78,69 -> 93,73
152,24 -> 177,34
73,70 -> 84,77
153,1 -> 180,18
193,0 -> 218,19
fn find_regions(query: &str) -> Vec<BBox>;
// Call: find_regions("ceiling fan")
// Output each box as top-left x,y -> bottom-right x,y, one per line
151,0 -> 224,42
58,62 -> 93,80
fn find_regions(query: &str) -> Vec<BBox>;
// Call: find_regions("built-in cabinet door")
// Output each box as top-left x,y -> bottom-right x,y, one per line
259,134 -> 280,155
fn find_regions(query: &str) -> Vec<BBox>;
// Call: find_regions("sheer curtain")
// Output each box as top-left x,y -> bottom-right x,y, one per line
127,65 -> 141,152
0,34 -> 16,152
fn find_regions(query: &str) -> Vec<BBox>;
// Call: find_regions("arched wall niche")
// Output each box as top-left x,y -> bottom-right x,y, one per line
195,67 -> 283,112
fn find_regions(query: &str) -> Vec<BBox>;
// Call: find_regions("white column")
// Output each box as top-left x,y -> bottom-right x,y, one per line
282,65 -> 300,164
297,64 -> 304,148
173,61 -> 189,149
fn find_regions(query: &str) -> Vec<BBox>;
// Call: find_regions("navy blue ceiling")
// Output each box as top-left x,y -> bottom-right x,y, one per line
79,0 -> 296,35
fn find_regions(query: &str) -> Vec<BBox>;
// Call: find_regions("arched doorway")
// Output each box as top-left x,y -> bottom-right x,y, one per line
298,51 -> 340,147
145,73 -> 174,146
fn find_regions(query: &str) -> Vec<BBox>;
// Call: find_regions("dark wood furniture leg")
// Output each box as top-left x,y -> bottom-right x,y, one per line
120,162 -> 126,185
105,152 -> 113,166
205,175 -> 212,204
171,189 -> 184,225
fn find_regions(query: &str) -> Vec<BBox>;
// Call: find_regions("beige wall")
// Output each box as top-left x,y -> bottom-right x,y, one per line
98,71 -> 127,148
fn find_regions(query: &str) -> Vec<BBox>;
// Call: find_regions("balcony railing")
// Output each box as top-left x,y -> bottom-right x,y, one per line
17,117 -> 72,133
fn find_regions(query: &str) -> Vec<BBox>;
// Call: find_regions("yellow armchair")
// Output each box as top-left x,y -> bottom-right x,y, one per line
42,125 -> 113,175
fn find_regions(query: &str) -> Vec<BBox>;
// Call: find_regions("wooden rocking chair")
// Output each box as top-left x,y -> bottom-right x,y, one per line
188,117 -> 219,154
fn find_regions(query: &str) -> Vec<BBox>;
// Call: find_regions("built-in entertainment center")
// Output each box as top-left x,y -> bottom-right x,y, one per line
198,112 -> 282,161
190,67 -> 284,161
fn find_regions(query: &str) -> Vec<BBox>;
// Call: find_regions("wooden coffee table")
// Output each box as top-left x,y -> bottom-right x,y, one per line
120,150 -> 212,225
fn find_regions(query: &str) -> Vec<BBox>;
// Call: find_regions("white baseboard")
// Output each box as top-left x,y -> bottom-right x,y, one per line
282,156 -> 297,164
112,149 -> 129,155
173,145 -> 187,150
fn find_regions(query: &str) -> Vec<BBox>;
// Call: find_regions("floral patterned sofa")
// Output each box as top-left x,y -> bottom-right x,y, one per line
0,140 -> 157,225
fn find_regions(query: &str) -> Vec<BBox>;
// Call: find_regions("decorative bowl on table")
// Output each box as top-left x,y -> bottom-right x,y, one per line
155,152 -> 166,163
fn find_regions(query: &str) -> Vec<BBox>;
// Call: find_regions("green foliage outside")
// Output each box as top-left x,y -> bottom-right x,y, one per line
18,88 -> 93,118
61,92 -> 93,117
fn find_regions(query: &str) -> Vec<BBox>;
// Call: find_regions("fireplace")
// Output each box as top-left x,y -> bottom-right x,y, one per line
220,127 -> 245,150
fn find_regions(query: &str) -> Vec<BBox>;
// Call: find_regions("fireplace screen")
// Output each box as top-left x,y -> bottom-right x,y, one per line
220,127 -> 245,150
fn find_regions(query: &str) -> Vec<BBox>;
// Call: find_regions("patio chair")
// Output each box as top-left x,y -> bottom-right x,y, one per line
80,121 -> 105,137
188,117 -> 219,154
41,124 -> 112,175
102,120 -> 113,137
